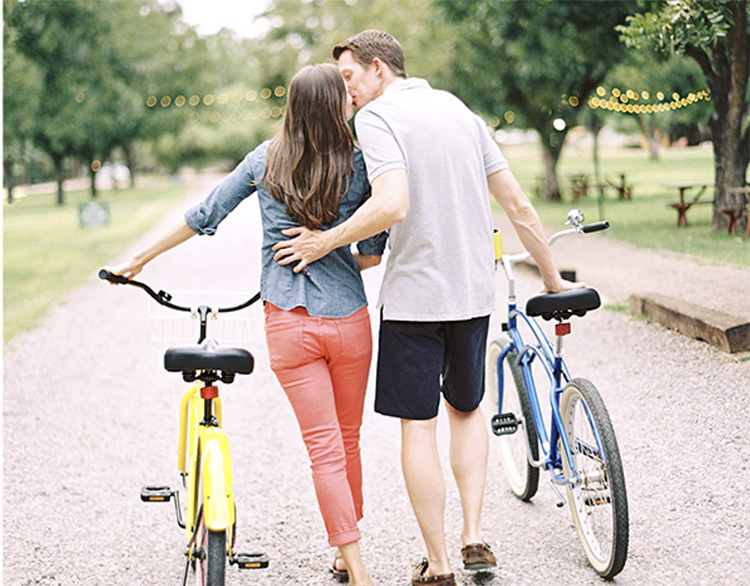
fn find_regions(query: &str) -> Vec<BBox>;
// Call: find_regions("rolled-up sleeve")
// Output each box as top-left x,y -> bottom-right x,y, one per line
185,150 -> 260,235
356,231 -> 388,256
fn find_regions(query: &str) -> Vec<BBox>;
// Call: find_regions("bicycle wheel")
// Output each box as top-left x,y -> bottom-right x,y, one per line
485,339 -> 539,501
559,378 -> 628,578
195,513 -> 227,586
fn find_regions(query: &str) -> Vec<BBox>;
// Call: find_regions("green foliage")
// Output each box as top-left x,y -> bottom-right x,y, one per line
437,0 -> 634,200
256,0 -> 457,91
3,0 -> 272,197
437,1 -> 632,128
618,0 -> 735,54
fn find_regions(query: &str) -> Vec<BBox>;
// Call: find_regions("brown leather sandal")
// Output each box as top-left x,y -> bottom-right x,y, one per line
411,559 -> 456,585
330,555 -> 349,581
461,542 -> 497,570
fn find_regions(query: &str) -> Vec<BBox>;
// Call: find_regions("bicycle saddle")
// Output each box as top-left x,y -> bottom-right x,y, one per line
164,340 -> 254,375
526,288 -> 601,321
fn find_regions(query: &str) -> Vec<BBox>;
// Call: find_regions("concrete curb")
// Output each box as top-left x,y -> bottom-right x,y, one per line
629,292 -> 750,354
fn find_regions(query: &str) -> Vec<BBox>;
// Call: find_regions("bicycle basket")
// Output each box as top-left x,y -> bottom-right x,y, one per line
148,290 -> 258,348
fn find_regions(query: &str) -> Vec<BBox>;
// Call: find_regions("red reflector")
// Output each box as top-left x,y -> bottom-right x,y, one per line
201,386 -> 219,399
555,323 -> 571,336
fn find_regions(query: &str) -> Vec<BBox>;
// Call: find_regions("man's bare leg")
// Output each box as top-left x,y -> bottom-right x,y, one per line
446,402 -> 489,546
401,417 -> 452,576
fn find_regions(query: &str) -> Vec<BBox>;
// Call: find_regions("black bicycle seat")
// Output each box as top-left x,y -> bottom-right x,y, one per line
164,341 -> 254,375
526,288 -> 601,321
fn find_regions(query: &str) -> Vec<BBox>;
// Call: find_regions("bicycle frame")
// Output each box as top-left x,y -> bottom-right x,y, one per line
493,223 -> 609,491
496,303 -> 580,487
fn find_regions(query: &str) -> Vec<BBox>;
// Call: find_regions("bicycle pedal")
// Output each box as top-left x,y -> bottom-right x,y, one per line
584,494 -> 611,506
140,485 -> 173,502
491,412 -> 519,436
231,552 -> 269,569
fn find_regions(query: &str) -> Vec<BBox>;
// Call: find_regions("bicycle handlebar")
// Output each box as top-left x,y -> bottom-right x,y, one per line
504,212 -> 610,266
98,269 -> 261,313
581,221 -> 610,234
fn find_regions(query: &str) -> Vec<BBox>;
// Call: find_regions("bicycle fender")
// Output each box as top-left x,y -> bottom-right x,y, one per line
200,428 -> 235,531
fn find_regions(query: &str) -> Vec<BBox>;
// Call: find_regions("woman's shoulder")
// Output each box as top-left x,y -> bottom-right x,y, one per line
238,140 -> 272,178
248,140 -> 272,162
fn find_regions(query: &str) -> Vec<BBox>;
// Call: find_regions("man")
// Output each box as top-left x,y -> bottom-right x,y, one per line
273,30 -> 581,586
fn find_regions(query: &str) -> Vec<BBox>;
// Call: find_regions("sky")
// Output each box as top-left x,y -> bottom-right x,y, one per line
161,0 -> 272,38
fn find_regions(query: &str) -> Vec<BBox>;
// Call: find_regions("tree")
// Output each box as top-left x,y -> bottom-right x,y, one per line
3,0 -> 42,203
438,0 -> 633,201
7,0 -> 108,203
619,0 -> 750,231
5,0 -> 220,200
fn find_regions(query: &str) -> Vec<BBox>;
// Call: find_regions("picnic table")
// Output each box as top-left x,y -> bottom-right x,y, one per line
664,181 -> 714,227
719,186 -> 750,236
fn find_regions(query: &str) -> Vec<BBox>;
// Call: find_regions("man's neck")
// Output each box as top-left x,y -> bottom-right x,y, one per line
379,75 -> 407,96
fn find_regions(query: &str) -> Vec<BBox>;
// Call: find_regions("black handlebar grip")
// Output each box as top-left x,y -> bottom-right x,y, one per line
582,221 -> 610,233
98,269 -> 130,284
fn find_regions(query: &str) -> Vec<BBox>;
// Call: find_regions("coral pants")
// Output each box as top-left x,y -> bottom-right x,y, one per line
264,303 -> 372,547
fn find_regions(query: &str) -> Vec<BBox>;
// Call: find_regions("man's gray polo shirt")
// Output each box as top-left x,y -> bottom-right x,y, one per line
355,78 -> 509,321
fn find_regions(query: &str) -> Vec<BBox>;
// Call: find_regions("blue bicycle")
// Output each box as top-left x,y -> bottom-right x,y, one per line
485,210 -> 628,579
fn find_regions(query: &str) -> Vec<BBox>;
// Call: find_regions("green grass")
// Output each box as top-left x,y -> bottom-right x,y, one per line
499,142 -> 750,268
3,180 -> 186,344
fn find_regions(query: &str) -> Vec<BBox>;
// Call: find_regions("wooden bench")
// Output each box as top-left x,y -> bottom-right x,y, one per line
605,173 -> 633,200
663,182 -> 714,227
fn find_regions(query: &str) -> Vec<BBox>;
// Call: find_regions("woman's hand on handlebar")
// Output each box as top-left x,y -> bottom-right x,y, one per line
104,257 -> 144,283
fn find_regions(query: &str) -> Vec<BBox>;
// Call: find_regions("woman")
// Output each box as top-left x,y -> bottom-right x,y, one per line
108,64 -> 384,586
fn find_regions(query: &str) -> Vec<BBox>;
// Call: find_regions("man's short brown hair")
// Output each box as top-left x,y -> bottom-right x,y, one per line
333,30 -> 407,78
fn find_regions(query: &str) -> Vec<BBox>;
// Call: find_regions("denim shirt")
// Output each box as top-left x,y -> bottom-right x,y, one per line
185,141 -> 387,318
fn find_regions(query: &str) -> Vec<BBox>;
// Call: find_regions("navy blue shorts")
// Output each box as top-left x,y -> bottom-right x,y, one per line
374,314 -> 490,420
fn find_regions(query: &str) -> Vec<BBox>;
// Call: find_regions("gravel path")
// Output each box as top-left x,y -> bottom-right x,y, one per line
4,177 -> 749,585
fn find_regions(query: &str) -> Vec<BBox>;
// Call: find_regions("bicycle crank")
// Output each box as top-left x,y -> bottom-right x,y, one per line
140,485 -> 185,528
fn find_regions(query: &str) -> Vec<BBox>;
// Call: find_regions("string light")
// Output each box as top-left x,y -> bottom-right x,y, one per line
494,85 -> 710,126
146,86 -> 286,108
142,86 -> 289,122
588,86 -> 711,115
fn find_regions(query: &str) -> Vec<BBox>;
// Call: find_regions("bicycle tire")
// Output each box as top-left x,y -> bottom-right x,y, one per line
485,339 -> 539,501
195,517 -> 227,586
560,378 -> 628,579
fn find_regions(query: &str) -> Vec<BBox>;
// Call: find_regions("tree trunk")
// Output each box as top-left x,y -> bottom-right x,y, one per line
90,165 -> 98,198
123,144 -> 136,189
636,114 -> 660,161
4,159 -> 15,204
689,1 -> 750,232
540,129 -> 566,202
53,154 -> 65,206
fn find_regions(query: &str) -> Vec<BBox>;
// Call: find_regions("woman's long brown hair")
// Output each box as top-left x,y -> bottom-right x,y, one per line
263,64 -> 354,229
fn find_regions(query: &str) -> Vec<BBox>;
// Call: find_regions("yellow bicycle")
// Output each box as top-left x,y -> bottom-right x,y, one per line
100,269 -> 268,586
